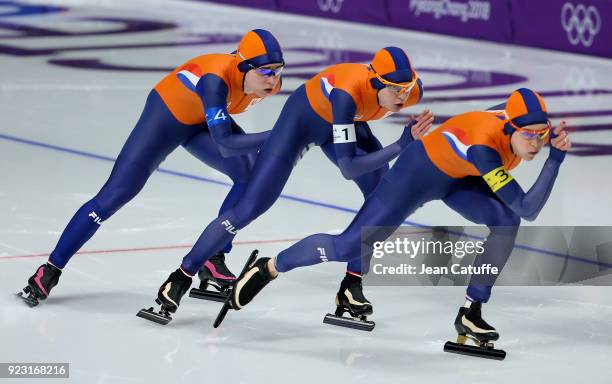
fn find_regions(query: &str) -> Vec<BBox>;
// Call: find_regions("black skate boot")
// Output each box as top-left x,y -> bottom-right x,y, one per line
137,269 -> 192,325
323,273 -> 375,331
444,301 -> 506,360
17,263 -> 62,307
213,250 -> 266,328
189,252 -> 236,302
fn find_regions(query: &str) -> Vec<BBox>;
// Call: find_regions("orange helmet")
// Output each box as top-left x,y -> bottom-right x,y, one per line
505,88 -> 548,128
370,46 -> 415,89
235,29 -> 284,73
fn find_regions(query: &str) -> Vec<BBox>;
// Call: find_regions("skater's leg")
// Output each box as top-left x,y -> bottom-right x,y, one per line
273,195 -> 404,272
442,178 -> 518,356
48,90 -> 198,269
181,129 -> 257,295
146,85 -> 322,319
230,141 -> 453,313
48,159 -> 153,268
276,141 -> 448,273
182,127 -> 256,254
23,90 -> 199,304
180,149 -> 294,275
443,178 -> 520,303
179,86 -> 320,276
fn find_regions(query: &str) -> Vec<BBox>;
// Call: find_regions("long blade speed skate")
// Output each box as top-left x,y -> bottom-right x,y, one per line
323,273 -> 375,331
443,302 -> 506,360
136,299 -> 173,325
323,309 -> 375,332
213,250 -> 259,328
189,252 -> 236,302
443,336 -> 506,360
16,263 -> 62,307
16,286 -> 40,307
137,268 -> 192,325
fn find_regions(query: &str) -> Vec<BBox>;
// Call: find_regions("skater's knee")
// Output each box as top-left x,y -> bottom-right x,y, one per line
85,198 -> 111,222
94,160 -> 150,216
93,186 -> 139,217
331,233 -> 359,263
226,205 -> 256,229
231,200 -> 269,228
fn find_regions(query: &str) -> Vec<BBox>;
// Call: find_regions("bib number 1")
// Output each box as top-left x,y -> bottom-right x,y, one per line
333,124 -> 356,143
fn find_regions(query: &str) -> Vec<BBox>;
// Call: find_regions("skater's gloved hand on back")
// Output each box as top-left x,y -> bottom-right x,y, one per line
548,121 -> 570,163
398,109 -> 434,147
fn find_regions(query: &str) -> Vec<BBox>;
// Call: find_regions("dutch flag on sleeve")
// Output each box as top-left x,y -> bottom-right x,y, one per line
320,74 -> 335,100
442,126 -> 471,161
176,63 -> 204,92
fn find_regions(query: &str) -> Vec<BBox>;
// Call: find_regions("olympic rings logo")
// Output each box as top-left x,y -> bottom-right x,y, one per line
561,3 -> 601,47
318,0 -> 344,13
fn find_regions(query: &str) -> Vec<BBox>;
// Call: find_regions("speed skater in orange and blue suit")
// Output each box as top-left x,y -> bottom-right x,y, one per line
232,88 -> 571,348
18,29 -> 285,307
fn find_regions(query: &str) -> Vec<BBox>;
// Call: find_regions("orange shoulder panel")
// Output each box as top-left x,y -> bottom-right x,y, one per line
422,112 -> 514,178
154,54 -> 259,125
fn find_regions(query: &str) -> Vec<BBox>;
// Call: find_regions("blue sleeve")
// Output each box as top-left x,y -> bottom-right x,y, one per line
467,145 -> 563,221
330,89 -> 403,180
197,74 -> 270,158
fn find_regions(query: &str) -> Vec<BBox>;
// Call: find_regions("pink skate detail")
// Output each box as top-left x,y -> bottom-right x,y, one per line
33,266 -> 49,297
204,261 -> 235,281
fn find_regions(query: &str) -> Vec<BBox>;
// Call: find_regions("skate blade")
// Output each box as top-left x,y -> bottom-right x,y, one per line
16,290 -> 39,308
443,341 -> 506,360
136,307 -> 172,325
189,288 -> 228,302
213,250 -> 259,328
323,313 -> 375,332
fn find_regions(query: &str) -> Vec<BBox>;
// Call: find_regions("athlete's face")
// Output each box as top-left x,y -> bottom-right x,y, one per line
510,123 -> 548,160
377,86 -> 410,112
244,63 -> 283,98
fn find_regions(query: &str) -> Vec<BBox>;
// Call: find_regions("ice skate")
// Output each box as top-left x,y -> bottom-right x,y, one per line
137,268 -> 192,325
444,301 -> 506,360
17,263 -> 62,307
323,273 -> 375,331
189,252 -> 236,302
213,250 -> 265,328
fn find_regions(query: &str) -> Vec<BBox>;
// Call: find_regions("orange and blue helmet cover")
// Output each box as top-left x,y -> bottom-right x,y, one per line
370,46 -> 414,89
504,88 -> 548,130
236,29 -> 284,72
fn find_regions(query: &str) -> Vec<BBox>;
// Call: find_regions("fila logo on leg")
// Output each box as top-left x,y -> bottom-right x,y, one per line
222,220 -> 238,235
317,247 -> 328,262
88,211 -> 103,225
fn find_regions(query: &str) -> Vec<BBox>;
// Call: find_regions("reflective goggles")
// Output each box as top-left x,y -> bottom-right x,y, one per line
509,119 -> 552,141
237,50 -> 284,77
253,65 -> 284,77
373,69 -> 419,95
